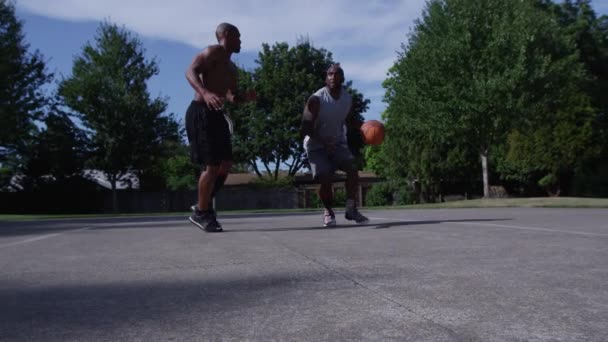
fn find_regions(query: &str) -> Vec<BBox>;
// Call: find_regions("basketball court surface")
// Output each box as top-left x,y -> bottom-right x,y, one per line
1,208 -> 607,341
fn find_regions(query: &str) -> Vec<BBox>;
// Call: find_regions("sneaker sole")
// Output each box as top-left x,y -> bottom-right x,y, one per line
323,221 -> 337,227
189,217 -> 223,232
345,217 -> 369,224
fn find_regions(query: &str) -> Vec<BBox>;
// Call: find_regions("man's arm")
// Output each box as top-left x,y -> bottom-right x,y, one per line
345,97 -> 363,131
185,46 -> 223,110
227,89 -> 256,104
226,62 -> 256,104
300,95 -> 320,138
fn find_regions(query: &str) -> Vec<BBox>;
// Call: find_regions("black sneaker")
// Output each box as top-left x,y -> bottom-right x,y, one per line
189,211 -> 222,232
345,206 -> 369,224
190,205 -> 222,229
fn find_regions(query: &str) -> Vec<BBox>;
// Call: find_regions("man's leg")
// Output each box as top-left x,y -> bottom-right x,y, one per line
198,164 -> 219,212
210,160 -> 232,210
336,148 -> 369,224
318,175 -> 337,227
190,163 -> 230,211
344,163 -> 359,204
309,150 -> 336,226
189,164 -> 222,232
318,174 -> 333,208
185,101 -> 226,232
202,160 -> 232,229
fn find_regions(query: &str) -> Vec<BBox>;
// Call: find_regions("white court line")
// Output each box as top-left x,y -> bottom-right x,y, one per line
94,220 -> 186,227
93,215 -> 294,228
0,227 -> 91,249
368,217 -> 608,238
451,222 -> 608,238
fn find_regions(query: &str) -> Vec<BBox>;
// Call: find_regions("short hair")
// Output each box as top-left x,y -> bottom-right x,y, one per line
216,23 -> 238,41
327,63 -> 344,78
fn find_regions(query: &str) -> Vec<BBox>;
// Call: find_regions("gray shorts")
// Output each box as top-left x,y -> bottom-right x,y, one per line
306,144 -> 354,179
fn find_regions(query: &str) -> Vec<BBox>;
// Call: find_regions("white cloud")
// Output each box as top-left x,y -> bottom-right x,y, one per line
16,0 -> 424,83
340,55 -> 398,83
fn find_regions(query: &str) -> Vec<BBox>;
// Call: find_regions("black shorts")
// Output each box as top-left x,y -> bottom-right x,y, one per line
185,101 -> 232,166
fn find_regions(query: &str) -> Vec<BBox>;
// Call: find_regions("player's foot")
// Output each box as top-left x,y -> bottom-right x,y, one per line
189,210 -> 222,232
345,206 -> 369,224
190,205 -> 222,229
207,208 -> 222,229
323,209 -> 336,227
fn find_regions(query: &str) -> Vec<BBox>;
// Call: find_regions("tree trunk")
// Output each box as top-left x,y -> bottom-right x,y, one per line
480,150 -> 490,198
263,162 -> 272,177
273,157 -> 280,180
250,161 -> 263,178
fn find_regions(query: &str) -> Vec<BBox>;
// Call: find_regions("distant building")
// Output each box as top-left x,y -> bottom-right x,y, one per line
83,170 -> 140,190
293,171 -> 385,207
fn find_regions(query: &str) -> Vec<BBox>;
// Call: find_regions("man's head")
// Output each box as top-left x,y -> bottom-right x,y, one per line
216,23 -> 241,53
325,63 -> 344,90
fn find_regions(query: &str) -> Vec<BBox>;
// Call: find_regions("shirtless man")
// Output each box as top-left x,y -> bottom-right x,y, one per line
185,23 -> 255,232
301,64 -> 369,227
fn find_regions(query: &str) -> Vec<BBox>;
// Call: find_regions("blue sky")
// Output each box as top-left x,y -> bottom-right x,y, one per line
14,0 -> 608,128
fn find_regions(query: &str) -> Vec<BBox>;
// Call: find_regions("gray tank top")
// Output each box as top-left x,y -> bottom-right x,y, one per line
304,86 -> 352,151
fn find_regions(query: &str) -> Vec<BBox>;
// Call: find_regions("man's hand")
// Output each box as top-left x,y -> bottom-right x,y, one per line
202,91 -> 224,110
226,89 -> 256,103
244,89 -> 256,102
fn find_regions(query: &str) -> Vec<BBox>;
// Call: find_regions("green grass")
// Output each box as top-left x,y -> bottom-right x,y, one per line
1,197 -> 606,222
0,212 -> 185,221
382,197 -> 608,209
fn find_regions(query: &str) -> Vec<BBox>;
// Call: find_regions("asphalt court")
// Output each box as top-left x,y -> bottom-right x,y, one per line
1,208 -> 607,341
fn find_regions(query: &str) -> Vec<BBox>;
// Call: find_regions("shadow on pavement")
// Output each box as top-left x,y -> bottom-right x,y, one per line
224,218 -> 512,233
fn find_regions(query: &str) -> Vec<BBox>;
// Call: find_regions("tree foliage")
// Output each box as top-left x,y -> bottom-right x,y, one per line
229,40 -> 369,180
383,0 -> 592,198
0,0 -> 52,189
59,22 -> 179,208
20,108 -> 89,191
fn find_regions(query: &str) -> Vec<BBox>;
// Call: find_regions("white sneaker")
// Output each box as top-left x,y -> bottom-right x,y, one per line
323,210 -> 336,227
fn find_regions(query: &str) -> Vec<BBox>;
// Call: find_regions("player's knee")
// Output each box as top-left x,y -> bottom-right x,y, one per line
340,159 -> 356,173
204,164 -> 221,176
314,172 -> 332,185
219,161 -> 232,176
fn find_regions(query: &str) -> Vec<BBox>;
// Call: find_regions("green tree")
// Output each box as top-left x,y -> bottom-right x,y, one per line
163,145 -> 197,191
495,0 -> 604,195
229,40 -> 369,180
0,0 -> 52,190
135,115 -> 181,191
552,0 -> 608,195
547,0 -> 608,116
59,22 -> 179,211
384,0 -> 589,198
20,108 -> 89,190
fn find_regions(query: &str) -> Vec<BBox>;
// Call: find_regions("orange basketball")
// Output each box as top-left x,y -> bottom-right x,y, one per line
361,120 -> 385,145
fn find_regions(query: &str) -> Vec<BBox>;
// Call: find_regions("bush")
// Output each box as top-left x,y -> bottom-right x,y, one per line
165,155 -> 197,191
538,173 -> 560,196
366,180 -> 414,206
250,176 -> 294,189
538,173 -> 558,188
393,185 -> 416,205
366,182 -> 394,206
570,163 -> 608,197
310,187 -> 347,208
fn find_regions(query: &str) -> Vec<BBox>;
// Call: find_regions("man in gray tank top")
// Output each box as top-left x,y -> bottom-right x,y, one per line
300,64 -> 369,226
